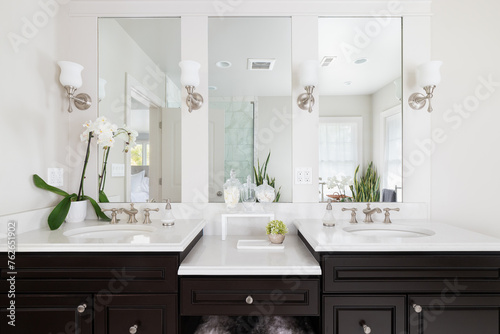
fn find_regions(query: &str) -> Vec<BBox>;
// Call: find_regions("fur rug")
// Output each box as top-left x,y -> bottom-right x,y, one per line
194,316 -> 315,334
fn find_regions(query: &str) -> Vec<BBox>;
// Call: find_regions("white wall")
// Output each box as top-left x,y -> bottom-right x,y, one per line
431,0 -> 500,237
0,0 -> 71,215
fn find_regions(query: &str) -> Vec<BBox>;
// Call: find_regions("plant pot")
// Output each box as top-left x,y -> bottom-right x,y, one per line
268,233 -> 285,244
66,200 -> 88,223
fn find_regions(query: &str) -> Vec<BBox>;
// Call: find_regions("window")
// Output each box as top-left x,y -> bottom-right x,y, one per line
319,117 -> 362,196
382,111 -> 402,198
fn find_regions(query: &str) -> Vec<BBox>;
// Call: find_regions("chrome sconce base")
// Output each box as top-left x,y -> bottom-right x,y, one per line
408,85 -> 436,113
297,85 -> 315,113
64,86 -> 92,113
185,85 -> 203,113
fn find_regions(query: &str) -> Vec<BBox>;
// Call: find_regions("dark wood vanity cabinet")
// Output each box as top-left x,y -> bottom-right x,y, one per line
319,252 -> 500,334
0,252 -> 183,334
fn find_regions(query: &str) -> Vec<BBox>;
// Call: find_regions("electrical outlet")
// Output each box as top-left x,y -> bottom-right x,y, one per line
295,167 -> 312,184
47,168 -> 64,187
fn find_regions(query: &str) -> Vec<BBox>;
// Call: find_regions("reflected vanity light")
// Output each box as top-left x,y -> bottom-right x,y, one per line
179,60 -> 204,113
57,61 -> 92,113
408,60 -> 442,113
297,60 -> 318,113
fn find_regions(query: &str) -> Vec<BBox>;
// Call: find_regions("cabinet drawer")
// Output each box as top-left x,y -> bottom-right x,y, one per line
181,278 -> 319,316
323,295 -> 405,334
94,294 -> 177,334
0,253 -> 178,293
324,255 -> 500,293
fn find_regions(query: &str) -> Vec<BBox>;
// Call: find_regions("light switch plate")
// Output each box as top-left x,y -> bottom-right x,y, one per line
111,163 -> 125,177
47,168 -> 63,187
295,167 -> 312,184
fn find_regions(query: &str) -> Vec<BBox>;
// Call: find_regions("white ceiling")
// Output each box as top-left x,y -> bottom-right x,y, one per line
112,16 -> 401,97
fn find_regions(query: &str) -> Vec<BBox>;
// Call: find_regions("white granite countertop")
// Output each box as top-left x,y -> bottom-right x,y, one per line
295,219 -> 500,252
0,219 -> 205,252
178,235 -> 322,276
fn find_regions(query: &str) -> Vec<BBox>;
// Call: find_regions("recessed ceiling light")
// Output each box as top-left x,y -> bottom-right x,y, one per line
216,61 -> 232,68
354,57 -> 368,65
208,86 -> 217,90
344,81 -> 352,86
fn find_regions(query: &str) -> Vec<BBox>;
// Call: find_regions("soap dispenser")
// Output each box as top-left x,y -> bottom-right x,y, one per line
162,199 -> 175,226
223,169 -> 241,210
322,199 -> 336,227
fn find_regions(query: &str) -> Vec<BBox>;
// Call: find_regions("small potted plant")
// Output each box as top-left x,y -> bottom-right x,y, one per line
266,220 -> 288,244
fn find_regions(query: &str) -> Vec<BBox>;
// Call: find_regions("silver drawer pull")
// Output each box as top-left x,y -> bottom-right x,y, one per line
413,303 -> 423,313
245,295 -> 254,305
129,324 -> 138,334
360,321 -> 371,334
77,304 -> 86,314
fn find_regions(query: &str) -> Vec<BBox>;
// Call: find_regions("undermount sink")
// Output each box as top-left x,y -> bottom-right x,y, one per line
342,224 -> 435,238
63,224 -> 157,241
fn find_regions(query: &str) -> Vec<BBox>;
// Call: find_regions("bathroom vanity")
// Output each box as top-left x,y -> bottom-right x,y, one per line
2,218 -> 500,334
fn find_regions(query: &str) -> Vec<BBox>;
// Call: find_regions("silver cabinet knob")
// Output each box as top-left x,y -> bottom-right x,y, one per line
360,321 -> 371,334
217,191 -> 223,197
129,324 -> 138,334
245,295 -> 254,305
413,303 -> 423,313
77,304 -> 86,314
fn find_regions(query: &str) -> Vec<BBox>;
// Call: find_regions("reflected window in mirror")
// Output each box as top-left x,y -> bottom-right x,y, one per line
318,17 -> 402,203
208,17 -> 292,203
98,17 -> 181,203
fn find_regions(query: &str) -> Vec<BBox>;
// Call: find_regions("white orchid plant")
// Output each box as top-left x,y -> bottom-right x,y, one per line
91,117 -> 138,202
33,116 -> 137,230
326,174 -> 354,197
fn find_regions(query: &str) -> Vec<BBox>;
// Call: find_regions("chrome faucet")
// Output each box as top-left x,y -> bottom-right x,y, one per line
103,208 -> 123,224
122,203 -> 138,224
342,207 -> 358,224
383,208 -> 400,224
362,203 -> 381,223
143,207 -> 159,224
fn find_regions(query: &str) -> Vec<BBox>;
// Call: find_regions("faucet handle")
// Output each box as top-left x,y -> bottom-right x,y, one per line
383,208 -> 400,224
143,208 -> 159,224
342,207 -> 358,224
102,208 -> 123,224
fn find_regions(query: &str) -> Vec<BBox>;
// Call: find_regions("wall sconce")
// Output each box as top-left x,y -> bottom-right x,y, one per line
408,60 -> 442,113
179,60 -> 203,113
57,61 -> 92,113
297,60 -> 319,113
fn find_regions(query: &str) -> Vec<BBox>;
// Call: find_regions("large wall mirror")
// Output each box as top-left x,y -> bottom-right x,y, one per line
317,17 -> 402,203
208,17 -> 293,203
98,18 -> 182,203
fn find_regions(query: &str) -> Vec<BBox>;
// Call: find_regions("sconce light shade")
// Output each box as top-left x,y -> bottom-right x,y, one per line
179,60 -> 201,87
57,60 -> 92,113
57,61 -> 84,88
299,59 -> 319,87
99,78 -> 107,101
408,60 -> 442,113
416,60 -> 442,87
179,60 -> 203,113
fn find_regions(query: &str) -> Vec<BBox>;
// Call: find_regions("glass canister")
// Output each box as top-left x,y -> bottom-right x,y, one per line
240,175 -> 256,211
223,169 -> 241,210
256,179 -> 275,203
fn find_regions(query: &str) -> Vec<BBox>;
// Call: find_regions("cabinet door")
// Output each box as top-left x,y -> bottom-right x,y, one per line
324,295 -> 405,334
0,294 -> 92,334
94,294 -> 177,334
409,295 -> 500,334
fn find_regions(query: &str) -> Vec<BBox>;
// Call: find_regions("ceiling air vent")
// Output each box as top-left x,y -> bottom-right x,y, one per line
320,56 -> 337,67
247,58 -> 276,71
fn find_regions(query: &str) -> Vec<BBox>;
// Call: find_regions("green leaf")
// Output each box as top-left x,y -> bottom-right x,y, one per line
99,190 -> 110,203
33,174 -> 70,197
83,195 -> 111,221
47,195 -> 75,230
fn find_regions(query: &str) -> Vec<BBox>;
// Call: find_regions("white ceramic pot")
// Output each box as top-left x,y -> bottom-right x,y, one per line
268,233 -> 285,244
66,200 -> 88,223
